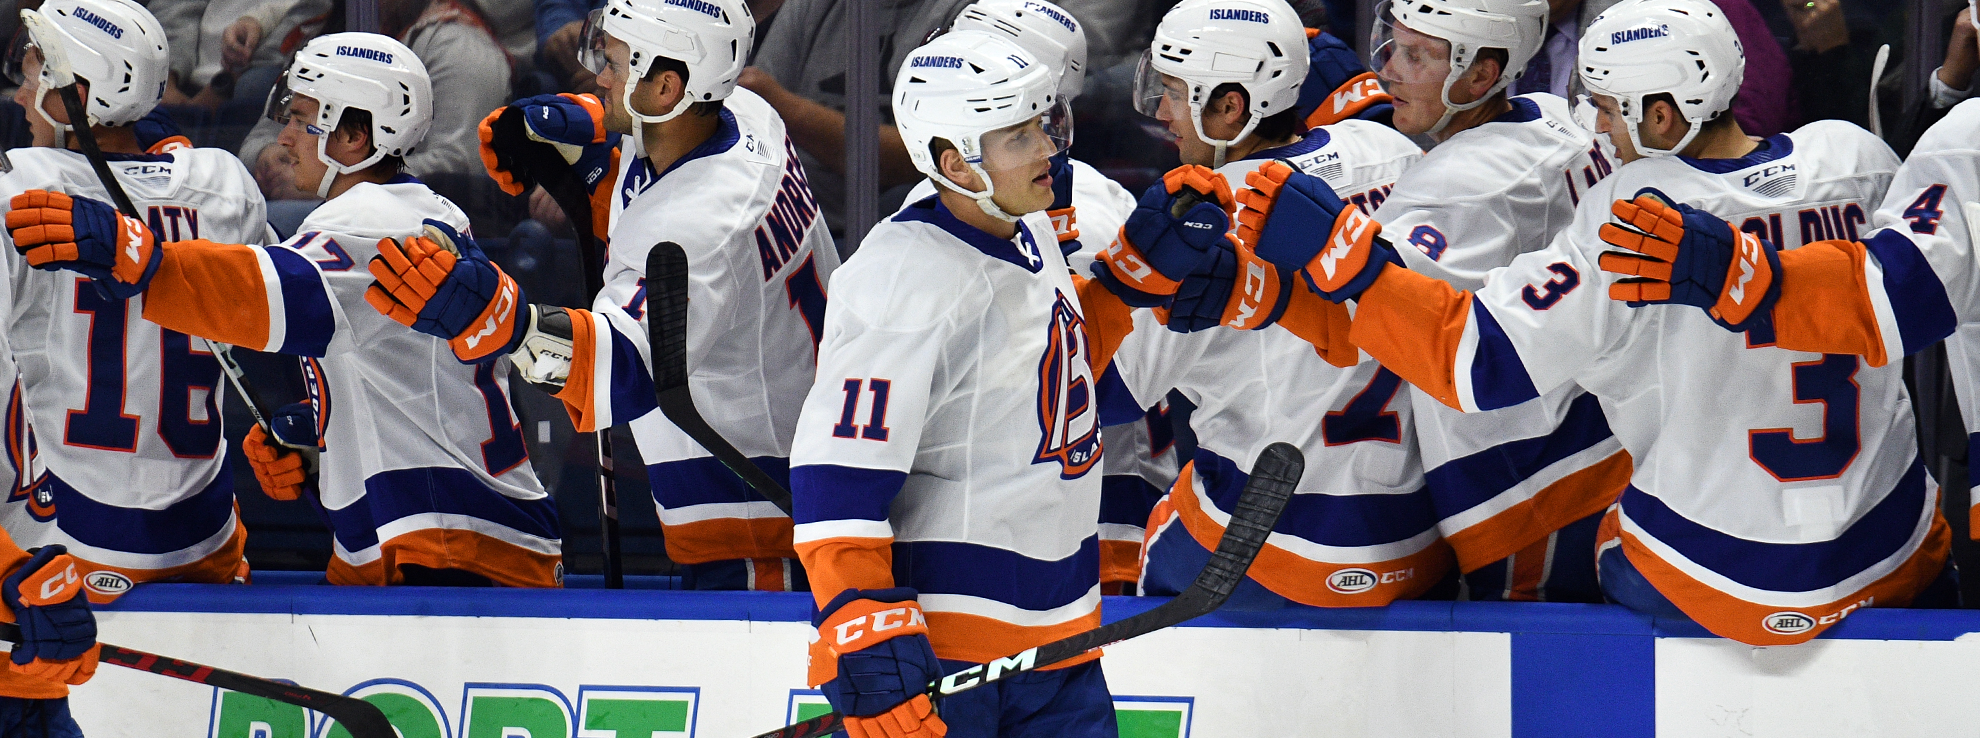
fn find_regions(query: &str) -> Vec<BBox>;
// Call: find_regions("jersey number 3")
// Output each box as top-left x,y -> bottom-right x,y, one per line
1749,354 -> 1860,481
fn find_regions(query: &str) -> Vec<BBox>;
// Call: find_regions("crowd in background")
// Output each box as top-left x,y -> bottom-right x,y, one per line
0,0 -> 1966,578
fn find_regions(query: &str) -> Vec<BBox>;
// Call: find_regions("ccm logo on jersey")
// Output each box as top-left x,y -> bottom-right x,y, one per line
1610,24 -> 1670,44
73,7 -> 125,39
1326,567 -> 1414,594
1761,597 -> 1873,635
1742,163 -> 1797,188
1208,8 -> 1269,22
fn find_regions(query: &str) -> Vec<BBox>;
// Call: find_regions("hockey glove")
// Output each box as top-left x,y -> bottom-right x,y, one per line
1093,165 -> 1237,307
1598,188 -> 1781,331
242,403 -> 320,502
1297,29 -> 1393,128
813,587 -> 947,738
1,546 -> 99,685
365,219 -> 529,363
134,108 -> 192,154
1235,160 -> 1394,304
478,93 -> 619,197
7,190 -> 162,300
1045,154 -> 1082,256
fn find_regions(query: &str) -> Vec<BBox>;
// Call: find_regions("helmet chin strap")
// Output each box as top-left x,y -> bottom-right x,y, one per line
624,76 -> 694,127
1188,96 -> 1261,169
931,167 -> 1021,224
31,84 -> 74,147
313,109 -> 389,198
1426,60 -> 1502,138
1624,111 -> 1703,158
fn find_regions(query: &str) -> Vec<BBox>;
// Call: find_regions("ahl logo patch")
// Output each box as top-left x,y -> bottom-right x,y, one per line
1761,611 -> 1815,635
1326,568 -> 1378,594
83,570 -> 132,597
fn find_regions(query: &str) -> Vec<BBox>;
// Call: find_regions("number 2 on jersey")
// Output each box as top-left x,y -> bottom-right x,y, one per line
1749,354 -> 1860,481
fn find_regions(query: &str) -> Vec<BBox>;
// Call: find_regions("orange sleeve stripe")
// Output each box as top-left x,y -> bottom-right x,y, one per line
1168,462 -> 1454,607
1348,266 -> 1474,410
1771,239 -> 1891,367
1440,450 -> 1631,572
1617,508 -> 1948,646
141,239 -> 274,350
794,536 -> 897,611
660,517 -> 796,565
552,308 -> 601,432
1274,286 -> 1360,368
1073,273 -> 1137,373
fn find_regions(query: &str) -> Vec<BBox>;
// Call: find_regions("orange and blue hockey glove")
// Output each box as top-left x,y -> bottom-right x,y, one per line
6,190 -> 161,300
1598,188 -> 1781,331
1296,29 -> 1392,128
1234,160 -> 1392,304
1045,154 -> 1082,255
1093,165 -> 1237,307
1,546 -> 100,685
479,93 -> 619,196
365,219 -> 529,364
242,403 -> 319,502
812,587 -> 948,738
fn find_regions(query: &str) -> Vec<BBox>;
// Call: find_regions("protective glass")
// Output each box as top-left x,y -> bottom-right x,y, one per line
262,67 -> 297,124
1367,1 -> 1451,86
1131,50 -> 1186,118
974,101 -> 1073,172
3,33 -> 32,86
578,9 -> 608,75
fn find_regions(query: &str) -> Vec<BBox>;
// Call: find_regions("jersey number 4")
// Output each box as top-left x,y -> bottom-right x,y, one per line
67,281 -> 223,457
1749,354 -> 1860,481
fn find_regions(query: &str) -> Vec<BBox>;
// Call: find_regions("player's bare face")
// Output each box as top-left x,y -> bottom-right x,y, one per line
9,48 -> 61,145
595,38 -> 636,133
1377,23 -> 1454,135
276,96 -> 332,193
979,117 -> 1058,216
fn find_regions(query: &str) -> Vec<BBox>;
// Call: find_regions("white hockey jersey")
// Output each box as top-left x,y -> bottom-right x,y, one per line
561,88 -> 839,568
1354,121 -> 1940,645
1371,94 -> 1631,574
0,147 -> 270,591
790,198 -> 1130,671
1120,121 -> 1452,606
0,272 -> 53,552
116,175 -> 562,587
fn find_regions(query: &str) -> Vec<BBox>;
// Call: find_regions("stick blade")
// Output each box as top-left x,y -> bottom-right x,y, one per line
645,242 -> 691,391
1189,442 -> 1302,601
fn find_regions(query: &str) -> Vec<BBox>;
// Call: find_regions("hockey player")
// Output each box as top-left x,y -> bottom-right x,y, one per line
1586,9 -> 1980,540
7,32 -> 564,588
1208,0 -> 1942,645
1139,0 -> 1621,602
793,30 -> 1131,738
0,538 -> 107,736
1095,0 -> 1447,607
455,0 -> 836,591
901,0 -> 1158,593
0,0 -> 268,595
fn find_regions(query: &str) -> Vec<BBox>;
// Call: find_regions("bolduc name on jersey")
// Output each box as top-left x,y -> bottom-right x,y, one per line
755,138 -> 821,280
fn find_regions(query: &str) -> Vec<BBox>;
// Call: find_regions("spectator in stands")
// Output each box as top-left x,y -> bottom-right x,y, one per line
153,0 -> 299,111
236,0 -> 512,198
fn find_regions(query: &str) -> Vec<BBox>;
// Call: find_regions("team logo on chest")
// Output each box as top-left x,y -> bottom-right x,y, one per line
1034,292 -> 1101,478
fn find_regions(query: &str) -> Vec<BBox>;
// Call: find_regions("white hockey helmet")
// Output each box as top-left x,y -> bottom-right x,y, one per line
577,0 -> 753,126
1135,0 -> 1307,167
1579,0 -> 1744,157
14,0 -> 169,130
952,0 -> 1088,102
895,29 -> 1070,223
265,33 -> 432,196
1369,0 -> 1548,134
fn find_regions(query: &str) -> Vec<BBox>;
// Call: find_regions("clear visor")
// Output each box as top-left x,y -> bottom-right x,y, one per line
1367,1 -> 1451,86
4,33 -> 36,87
262,67 -> 297,124
1131,50 -> 1186,118
578,9 -> 607,75
973,101 -> 1073,173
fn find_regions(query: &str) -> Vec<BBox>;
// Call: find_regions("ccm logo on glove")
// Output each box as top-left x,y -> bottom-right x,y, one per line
830,601 -> 929,649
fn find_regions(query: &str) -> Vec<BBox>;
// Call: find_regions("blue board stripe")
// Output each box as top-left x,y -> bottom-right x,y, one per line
1513,631 -> 1654,738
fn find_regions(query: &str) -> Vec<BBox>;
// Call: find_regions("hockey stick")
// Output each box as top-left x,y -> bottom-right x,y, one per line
490,107 -> 625,587
0,622 -> 395,738
645,242 -> 796,515
749,441 -> 1304,738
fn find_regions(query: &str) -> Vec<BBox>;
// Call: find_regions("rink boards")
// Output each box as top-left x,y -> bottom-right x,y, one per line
67,581 -> 1980,738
